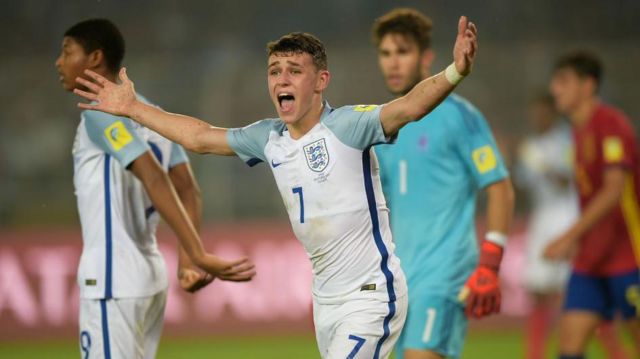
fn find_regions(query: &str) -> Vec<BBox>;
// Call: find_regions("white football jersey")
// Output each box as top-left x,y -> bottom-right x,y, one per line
516,122 -> 578,215
227,102 -> 407,305
72,96 -> 189,299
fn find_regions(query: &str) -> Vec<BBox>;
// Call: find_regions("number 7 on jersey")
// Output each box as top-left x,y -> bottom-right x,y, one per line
292,187 -> 305,223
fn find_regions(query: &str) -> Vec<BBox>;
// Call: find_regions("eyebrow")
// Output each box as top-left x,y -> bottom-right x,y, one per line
268,60 -> 303,68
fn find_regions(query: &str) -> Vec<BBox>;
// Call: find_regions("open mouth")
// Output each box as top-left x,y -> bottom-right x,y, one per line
277,93 -> 295,113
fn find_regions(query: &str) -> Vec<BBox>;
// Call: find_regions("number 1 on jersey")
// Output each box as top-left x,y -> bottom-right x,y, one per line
292,187 -> 305,223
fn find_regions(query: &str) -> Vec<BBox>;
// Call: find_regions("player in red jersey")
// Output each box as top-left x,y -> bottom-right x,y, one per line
544,50 -> 640,359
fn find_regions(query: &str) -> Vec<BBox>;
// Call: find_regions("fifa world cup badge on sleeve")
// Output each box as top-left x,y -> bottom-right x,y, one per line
603,136 -> 624,163
353,104 -> 378,112
472,145 -> 497,174
104,121 -> 134,151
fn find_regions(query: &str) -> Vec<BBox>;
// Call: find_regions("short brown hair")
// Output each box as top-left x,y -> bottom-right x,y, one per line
372,8 -> 433,50
266,32 -> 328,70
554,50 -> 603,90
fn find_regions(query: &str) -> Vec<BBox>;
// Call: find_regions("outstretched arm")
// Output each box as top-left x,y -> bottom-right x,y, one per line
74,69 -> 234,156
380,16 -> 478,137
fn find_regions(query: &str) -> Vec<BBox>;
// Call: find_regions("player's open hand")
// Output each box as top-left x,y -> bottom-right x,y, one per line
74,68 -> 137,117
197,254 -> 256,282
460,267 -> 501,319
452,16 -> 478,76
178,267 -> 215,293
543,234 -> 576,261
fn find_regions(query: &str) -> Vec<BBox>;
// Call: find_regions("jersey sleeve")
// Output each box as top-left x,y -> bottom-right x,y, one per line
324,105 -> 389,150
168,142 -> 189,168
226,119 -> 276,166
83,110 -> 149,168
451,103 -> 509,188
373,144 -> 394,203
598,114 -> 634,169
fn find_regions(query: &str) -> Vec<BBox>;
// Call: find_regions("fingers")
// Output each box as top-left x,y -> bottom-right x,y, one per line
457,16 -> 468,36
119,67 -> 130,83
74,88 -> 98,102
84,69 -> 109,85
77,102 -> 98,110
219,268 -> 256,282
221,261 -> 255,276
224,256 -> 250,269
75,77 -> 102,93
180,271 -> 215,293
468,21 -> 478,36
217,256 -> 256,282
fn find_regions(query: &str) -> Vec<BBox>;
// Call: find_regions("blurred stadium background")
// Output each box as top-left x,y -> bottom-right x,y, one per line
1,0 -> 639,358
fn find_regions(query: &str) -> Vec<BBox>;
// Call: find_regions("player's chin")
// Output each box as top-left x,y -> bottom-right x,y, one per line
60,79 -> 75,92
386,83 -> 408,97
276,107 -> 297,124
279,112 -> 298,124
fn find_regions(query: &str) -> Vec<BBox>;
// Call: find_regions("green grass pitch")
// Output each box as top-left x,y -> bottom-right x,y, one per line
0,330 -> 630,358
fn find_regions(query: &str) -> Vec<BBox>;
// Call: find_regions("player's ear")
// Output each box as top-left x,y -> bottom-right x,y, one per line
315,69 -> 330,93
87,49 -> 104,70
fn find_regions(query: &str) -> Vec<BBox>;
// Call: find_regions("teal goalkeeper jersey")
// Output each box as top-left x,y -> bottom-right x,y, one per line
374,94 -> 508,299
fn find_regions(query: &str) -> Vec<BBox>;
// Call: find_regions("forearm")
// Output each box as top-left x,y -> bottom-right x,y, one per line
128,101 -> 233,155
565,186 -> 622,243
403,70 -> 456,120
485,179 -> 515,235
381,69 -> 457,136
176,186 -> 202,270
142,171 -> 205,264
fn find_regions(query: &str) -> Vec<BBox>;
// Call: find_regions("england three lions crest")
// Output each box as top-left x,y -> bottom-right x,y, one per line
304,138 -> 329,172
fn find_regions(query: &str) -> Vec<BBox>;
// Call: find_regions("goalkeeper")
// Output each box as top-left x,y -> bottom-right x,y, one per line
371,8 -> 515,359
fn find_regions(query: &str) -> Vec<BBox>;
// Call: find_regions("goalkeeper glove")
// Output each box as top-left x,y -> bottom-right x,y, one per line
461,236 -> 504,319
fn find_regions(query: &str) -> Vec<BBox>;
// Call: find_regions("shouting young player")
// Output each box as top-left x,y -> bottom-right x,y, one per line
544,50 -> 640,359
56,19 -> 255,359
71,17 -> 478,358
371,9 -> 514,359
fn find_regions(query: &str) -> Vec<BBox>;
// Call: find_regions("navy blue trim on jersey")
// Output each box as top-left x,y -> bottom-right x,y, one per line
148,141 -> 163,164
103,154 -> 113,299
362,146 -> 396,359
246,158 -> 263,167
100,299 -> 112,359
145,206 -> 156,219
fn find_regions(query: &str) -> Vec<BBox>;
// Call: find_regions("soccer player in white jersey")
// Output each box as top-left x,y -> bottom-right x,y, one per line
515,93 -> 578,359
55,19 -> 255,359
72,17 -> 478,359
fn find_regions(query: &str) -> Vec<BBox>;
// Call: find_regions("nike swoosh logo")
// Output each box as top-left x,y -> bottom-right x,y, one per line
271,160 -> 282,168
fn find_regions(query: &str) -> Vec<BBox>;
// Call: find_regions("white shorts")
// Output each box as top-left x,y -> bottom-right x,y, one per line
523,207 -> 575,294
313,294 -> 408,359
79,290 -> 167,359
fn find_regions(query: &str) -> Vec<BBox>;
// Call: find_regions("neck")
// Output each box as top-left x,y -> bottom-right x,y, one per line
569,96 -> 599,127
103,71 -> 117,83
287,99 -> 324,139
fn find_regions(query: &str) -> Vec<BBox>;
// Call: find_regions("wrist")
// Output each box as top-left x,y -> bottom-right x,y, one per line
127,99 -> 144,119
478,234 -> 506,271
445,63 -> 465,85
